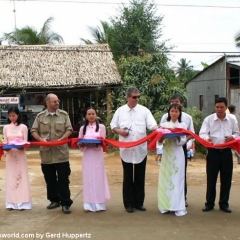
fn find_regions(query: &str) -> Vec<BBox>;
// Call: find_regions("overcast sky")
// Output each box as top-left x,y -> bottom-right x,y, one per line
0,0 -> 240,70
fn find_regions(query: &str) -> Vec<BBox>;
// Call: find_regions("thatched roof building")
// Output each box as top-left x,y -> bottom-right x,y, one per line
0,44 -> 122,125
0,44 -> 121,91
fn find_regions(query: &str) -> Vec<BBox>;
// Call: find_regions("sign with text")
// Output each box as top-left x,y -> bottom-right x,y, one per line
0,97 -> 19,104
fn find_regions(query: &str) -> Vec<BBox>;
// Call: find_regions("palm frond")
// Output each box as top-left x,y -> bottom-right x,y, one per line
234,30 -> 240,48
1,17 -> 64,45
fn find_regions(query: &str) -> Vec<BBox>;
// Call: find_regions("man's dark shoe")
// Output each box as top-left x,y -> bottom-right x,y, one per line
62,206 -> 71,214
202,206 -> 214,212
126,207 -> 134,213
47,202 -> 60,209
135,205 -> 146,211
220,207 -> 231,213
185,201 -> 188,207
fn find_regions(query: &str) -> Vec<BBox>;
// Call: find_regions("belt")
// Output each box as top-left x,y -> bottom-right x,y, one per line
208,148 -> 231,152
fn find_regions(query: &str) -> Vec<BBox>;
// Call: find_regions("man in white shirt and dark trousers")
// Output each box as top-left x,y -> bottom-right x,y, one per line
160,94 -> 195,207
199,97 -> 239,213
110,86 -> 158,213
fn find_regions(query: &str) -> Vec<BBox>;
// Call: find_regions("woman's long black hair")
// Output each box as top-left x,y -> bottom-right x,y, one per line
82,107 -> 99,135
166,103 -> 182,122
7,107 -> 21,126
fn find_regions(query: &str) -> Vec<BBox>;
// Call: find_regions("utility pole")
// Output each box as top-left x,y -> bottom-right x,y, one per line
12,0 -> 17,29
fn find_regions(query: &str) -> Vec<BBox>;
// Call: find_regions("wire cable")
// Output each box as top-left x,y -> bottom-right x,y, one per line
2,0 -> 240,9
0,47 -> 239,54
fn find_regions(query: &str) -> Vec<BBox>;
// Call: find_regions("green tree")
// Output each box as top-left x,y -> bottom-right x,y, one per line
201,62 -> 209,69
112,53 -> 185,114
107,0 -> 168,61
1,17 -> 63,45
80,21 -> 110,44
234,30 -> 240,48
176,58 -> 197,82
80,0 -> 185,128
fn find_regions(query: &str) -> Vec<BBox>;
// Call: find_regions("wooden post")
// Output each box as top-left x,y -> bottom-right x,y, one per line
106,87 -> 112,119
95,91 -> 99,109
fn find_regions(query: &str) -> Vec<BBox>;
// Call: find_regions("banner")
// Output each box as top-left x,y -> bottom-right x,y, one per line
1,128 -> 240,160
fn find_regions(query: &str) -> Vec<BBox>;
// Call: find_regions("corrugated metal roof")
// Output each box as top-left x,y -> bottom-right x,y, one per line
226,55 -> 240,66
185,54 -> 240,86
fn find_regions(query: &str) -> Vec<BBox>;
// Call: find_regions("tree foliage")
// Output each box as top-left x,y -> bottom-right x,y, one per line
176,58 -> 199,82
201,62 -> 209,69
107,0 -> 167,60
1,17 -> 64,45
184,107 -> 207,154
80,0 -> 168,61
234,30 -> 240,49
111,53 -> 185,114
80,21 -> 110,44
79,0 -> 185,116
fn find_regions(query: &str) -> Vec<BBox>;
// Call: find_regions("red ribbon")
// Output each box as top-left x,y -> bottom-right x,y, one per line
147,128 -> 240,153
1,129 -> 240,161
72,129 -> 240,153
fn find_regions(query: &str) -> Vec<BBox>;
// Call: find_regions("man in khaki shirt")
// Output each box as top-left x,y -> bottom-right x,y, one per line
31,93 -> 73,214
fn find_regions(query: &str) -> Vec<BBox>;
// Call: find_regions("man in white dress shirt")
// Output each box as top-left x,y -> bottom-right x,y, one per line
160,94 -> 195,207
199,97 -> 239,213
110,86 -> 158,213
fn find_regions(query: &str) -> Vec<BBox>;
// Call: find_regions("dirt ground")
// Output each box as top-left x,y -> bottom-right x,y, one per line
9,149 -> 240,201
72,150 -> 240,187
1,149 -> 240,240
1,149 -> 240,196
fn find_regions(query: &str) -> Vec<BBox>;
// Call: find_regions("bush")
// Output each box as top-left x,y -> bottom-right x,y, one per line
184,107 -> 207,155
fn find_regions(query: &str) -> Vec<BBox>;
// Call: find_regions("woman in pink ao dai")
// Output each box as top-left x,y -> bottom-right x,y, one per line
78,107 -> 110,212
3,107 -> 32,211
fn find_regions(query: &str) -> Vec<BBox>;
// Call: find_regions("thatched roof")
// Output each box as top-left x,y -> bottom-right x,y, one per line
0,44 -> 122,89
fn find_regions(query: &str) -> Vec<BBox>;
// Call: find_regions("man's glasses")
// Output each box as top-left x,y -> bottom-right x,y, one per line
131,95 -> 140,99
50,100 -> 60,103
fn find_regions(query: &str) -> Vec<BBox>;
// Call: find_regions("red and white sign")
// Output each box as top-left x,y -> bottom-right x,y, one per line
0,97 -> 19,104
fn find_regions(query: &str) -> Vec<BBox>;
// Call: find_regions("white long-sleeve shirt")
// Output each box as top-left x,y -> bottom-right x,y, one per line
110,104 -> 157,163
199,113 -> 239,145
